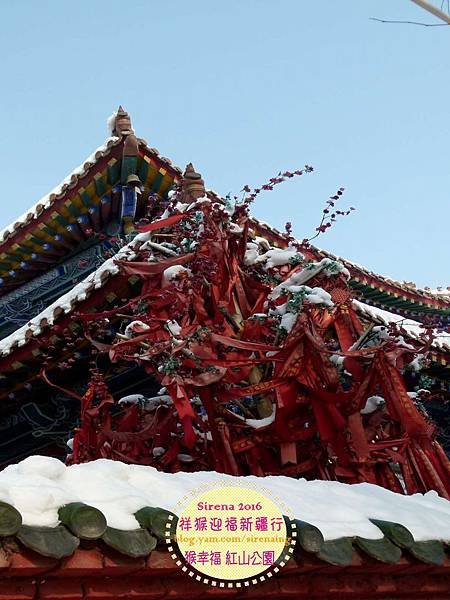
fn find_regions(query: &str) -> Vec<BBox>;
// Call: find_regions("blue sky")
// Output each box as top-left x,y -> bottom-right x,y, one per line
0,0 -> 448,287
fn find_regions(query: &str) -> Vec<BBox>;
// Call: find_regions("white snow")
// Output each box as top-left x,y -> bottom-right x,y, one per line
270,285 -> 333,307
229,223 -> 243,234
118,394 -> 173,410
166,320 -> 181,338
255,247 -> 303,270
304,258 -> 350,280
106,110 -> 118,135
162,265 -> 192,287
1,456 -> 450,541
152,447 -> 166,458
245,407 -> 276,429
360,396 -> 385,415
244,243 -> 259,266
270,266 -> 331,300
408,354 -> 424,372
425,287 -> 450,297
254,236 -> 272,251
142,395 -> 173,411
280,312 -> 298,333
304,287 -> 333,306
285,234 -> 450,304
268,258 -> 348,296
177,453 -> 194,464
244,241 -> 302,270
329,355 -> 345,367
268,284 -> 333,333
118,394 -> 147,406
124,321 -> 151,339
144,241 -> 178,257
354,300 -> 450,352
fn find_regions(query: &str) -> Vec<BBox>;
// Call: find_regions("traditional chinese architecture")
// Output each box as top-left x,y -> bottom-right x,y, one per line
0,108 -> 448,597
0,455 -> 449,599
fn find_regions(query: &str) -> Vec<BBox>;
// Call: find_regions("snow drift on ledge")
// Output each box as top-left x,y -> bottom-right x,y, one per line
1,456 -> 450,542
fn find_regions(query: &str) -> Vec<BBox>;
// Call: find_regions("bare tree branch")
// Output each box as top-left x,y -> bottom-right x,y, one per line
370,17 -> 449,26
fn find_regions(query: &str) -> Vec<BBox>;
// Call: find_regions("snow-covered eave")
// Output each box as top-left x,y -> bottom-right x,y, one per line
0,235 -> 147,357
0,136 -> 124,246
318,247 -> 450,306
249,217 -> 450,309
2,456 -> 450,544
354,300 -> 450,354
0,136 -> 184,250
137,138 -> 183,177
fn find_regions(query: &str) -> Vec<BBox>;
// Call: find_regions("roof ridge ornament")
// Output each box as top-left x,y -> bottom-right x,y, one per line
109,106 -> 134,137
182,163 -> 206,201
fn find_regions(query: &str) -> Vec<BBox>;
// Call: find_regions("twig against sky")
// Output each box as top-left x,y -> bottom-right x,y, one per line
370,17 -> 450,26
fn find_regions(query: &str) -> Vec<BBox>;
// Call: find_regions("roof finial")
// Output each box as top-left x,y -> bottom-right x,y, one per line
182,163 -> 206,201
111,106 -> 134,136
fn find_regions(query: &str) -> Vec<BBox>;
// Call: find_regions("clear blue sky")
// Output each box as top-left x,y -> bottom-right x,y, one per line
1,0 -> 448,287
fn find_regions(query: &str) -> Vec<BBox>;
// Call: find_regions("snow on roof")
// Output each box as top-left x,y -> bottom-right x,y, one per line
2,455 -> 450,542
0,131 -> 183,248
317,249 -> 450,306
0,136 -> 122,244
249,217 -> 450,307
0,233 -> 149,356
354,300 -> 450,353
425,287 -> 450,298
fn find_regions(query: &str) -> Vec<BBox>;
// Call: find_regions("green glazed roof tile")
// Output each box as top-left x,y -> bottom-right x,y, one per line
354,536 -> 402,564
407,540 -> 445,565
369,519 -> 415,549
0,502 -> 22,536
17,525 -> 79,558
291,518 -> 324,553
134,506 -> 176,542
317,537 -> 354,566
0,505 -> 445,569
58,502 -> 107,540
102,526 -> 157,558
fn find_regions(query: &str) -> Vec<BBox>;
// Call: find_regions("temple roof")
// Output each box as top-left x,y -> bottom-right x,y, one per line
0,109 -> 182,297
